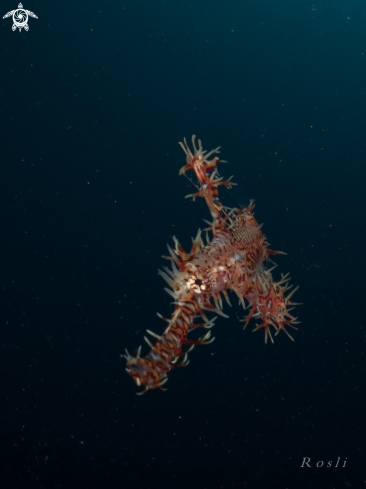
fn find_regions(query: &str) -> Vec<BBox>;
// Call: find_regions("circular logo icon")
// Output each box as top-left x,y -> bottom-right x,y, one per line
13,8 -> 28,29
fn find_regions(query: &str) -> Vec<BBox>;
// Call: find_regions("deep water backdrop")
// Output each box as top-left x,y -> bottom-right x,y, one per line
1,0 -> 365,488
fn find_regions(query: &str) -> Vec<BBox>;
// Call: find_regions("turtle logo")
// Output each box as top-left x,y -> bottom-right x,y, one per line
3,3 -> 38,32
